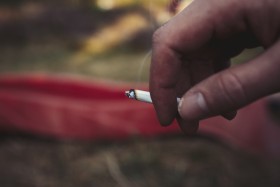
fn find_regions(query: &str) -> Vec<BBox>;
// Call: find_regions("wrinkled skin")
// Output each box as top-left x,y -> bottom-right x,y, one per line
150,0 -> 280,134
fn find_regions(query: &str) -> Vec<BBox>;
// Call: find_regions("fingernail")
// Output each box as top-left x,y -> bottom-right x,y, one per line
178,92 -> 208,120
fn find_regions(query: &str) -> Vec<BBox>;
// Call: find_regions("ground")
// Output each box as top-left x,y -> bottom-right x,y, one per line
0,135 -> 280,187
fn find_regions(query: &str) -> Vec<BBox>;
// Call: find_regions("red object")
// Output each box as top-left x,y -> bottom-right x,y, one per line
0,73 -> 280,156
0,74 -> 180,140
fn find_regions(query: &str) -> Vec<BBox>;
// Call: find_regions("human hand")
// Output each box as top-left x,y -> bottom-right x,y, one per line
150,0 -> 280,134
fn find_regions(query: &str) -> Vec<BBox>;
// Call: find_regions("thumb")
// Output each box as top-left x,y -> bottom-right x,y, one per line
178,43 -> 280,121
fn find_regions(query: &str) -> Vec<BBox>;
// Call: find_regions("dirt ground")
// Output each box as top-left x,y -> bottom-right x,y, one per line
0,134 -> 280,187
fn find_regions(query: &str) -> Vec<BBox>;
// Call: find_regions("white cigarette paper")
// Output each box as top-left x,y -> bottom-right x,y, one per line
125,89 -> 180,104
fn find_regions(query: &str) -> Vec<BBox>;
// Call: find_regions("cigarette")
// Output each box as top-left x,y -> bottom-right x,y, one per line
125,89 -> 180,104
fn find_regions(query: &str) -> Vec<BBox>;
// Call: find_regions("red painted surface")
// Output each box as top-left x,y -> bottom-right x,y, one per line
0,74 -> 279,156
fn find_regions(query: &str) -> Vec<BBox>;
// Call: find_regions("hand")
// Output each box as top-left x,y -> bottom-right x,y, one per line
150,0 -> 280,134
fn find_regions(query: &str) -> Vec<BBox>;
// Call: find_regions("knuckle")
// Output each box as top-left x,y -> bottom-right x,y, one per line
152,26 -> 165,45
152,30 -> 161,45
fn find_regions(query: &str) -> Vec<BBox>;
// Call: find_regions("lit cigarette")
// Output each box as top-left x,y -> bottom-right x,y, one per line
125,89 -> 180,104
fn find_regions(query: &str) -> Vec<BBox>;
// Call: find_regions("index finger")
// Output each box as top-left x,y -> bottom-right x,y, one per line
150,37 -> 183,125
149,1 -> 214,125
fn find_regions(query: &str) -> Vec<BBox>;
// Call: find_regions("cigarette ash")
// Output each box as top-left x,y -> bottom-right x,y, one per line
125,89 -> 136,99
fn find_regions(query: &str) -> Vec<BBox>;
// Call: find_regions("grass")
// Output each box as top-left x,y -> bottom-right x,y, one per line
0,44 -> 151,82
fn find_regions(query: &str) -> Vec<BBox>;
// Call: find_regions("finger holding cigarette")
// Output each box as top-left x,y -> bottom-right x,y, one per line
125,89 -> 236,121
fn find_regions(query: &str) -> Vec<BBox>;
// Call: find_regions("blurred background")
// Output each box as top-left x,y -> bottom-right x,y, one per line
0,0 -> 184,81
0,0 -> 280,187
